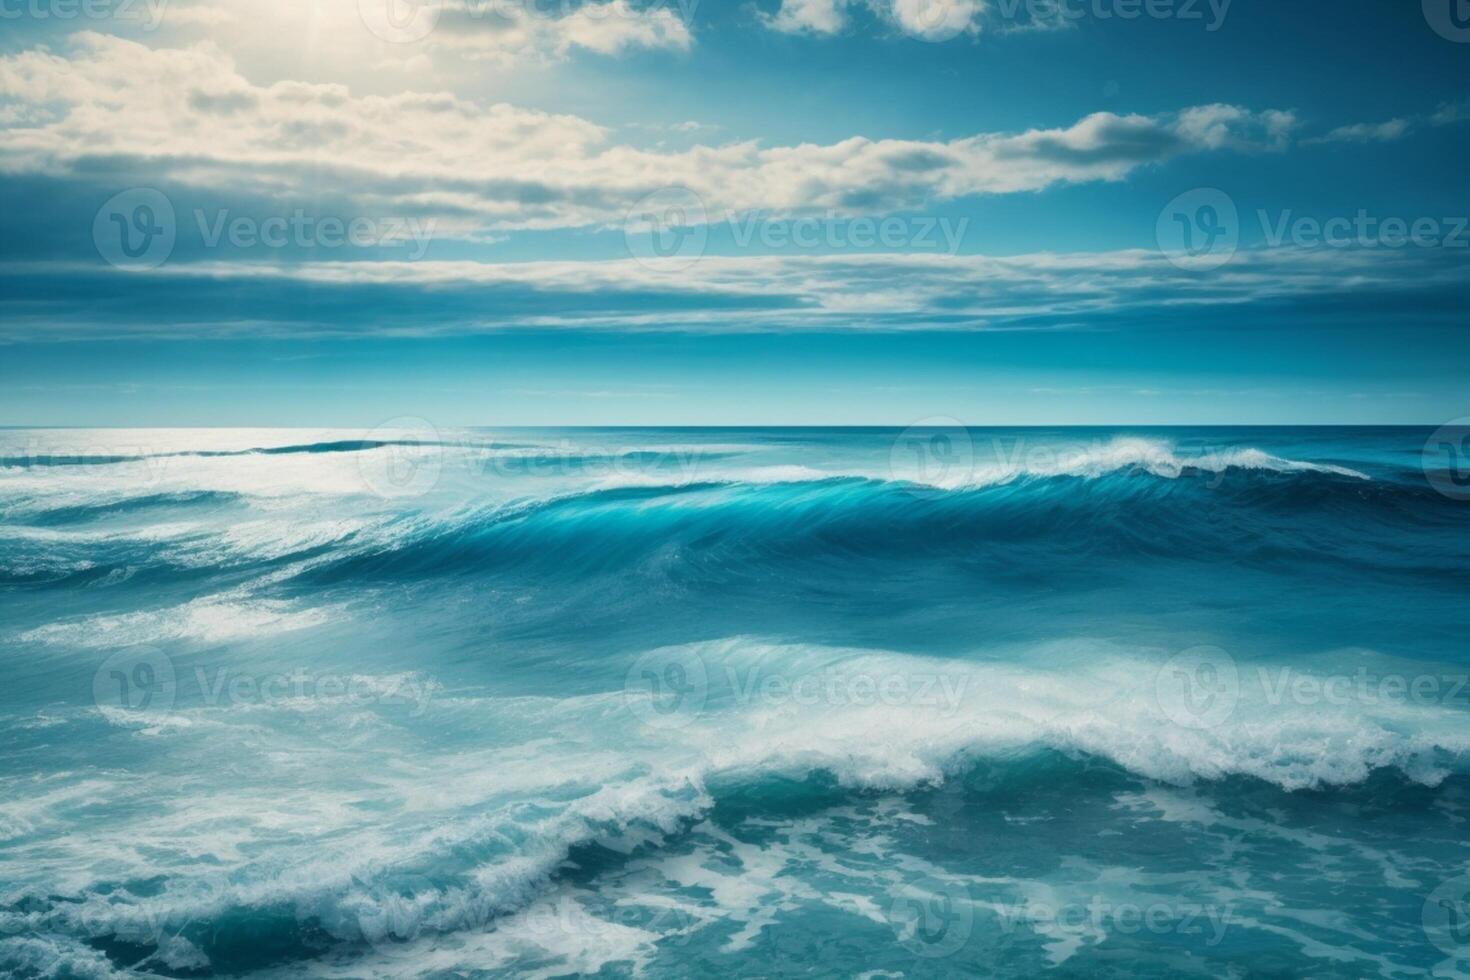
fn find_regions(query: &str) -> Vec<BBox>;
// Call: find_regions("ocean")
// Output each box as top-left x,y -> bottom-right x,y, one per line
2,425 -> 1469,978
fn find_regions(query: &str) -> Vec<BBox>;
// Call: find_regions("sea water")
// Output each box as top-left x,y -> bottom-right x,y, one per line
2,426 -> 1468,977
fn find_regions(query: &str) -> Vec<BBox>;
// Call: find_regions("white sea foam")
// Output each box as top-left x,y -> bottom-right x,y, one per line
576,437 -> 1368,494
18,595 -> 338,648
6,637 -> 1460,974
591,464 -> 833,491
916,436 -> 1370,489
0,935 -> 129,980
618,637 -> 1467,793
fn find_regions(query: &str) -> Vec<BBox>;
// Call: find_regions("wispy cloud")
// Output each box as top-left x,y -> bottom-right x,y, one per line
1303,95 -> 1470,146
6,244 -> 1466,340
1304,118 -> 1412,146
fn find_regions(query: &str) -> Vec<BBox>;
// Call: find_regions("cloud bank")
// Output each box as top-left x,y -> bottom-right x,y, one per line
0,33 -> 1294,235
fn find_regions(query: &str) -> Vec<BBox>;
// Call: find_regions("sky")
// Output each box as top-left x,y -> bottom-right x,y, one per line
0,0 -> 1466,425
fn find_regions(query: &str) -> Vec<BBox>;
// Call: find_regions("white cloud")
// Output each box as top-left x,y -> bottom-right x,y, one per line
434,0 -> 693,61
13,245 -> 1463,339
1173,104 -> 1296,151
762,0 -> 850,34
1430,97 -> 1470,127
0,34 -> 1296,234
152,0 -> 692,68
1305,118 -> 1411,145
761,0 -> 984,39
889,0 -> 984,40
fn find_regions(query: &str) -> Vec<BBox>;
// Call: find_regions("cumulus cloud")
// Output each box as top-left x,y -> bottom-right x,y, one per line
153,0 -> 693,65
761,0 -> 984,39
762,0 -> 851,34
433,0 -> 694,61
0,34 -> 1294,234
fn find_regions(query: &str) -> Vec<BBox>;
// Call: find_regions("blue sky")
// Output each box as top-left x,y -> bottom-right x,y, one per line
0,0 -> 1466,424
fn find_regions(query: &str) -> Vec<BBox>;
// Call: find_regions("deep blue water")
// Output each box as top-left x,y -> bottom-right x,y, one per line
3,426 -> 1470,978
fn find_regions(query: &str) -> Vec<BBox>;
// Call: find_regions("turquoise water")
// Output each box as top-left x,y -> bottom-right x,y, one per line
3,426 -> 1470,977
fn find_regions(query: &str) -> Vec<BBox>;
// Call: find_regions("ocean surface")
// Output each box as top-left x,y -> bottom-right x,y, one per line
3,425 -> 1470,978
